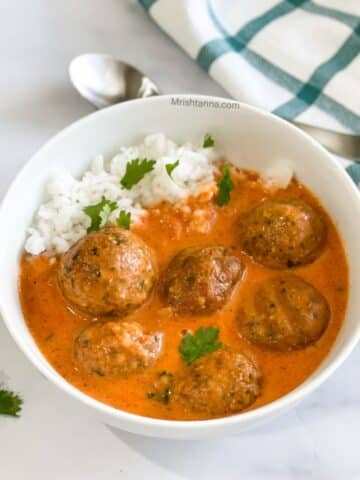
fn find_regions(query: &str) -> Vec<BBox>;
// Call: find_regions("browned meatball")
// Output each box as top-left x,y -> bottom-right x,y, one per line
74,321 -> 163,377
238,275 -> 330,351
58,227 -> 158,316
238,198 -> 326,268
174,348 -> 261,416
161,246 -> 243,315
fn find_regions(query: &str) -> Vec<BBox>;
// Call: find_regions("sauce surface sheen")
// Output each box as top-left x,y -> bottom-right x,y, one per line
19,170 -> 348,420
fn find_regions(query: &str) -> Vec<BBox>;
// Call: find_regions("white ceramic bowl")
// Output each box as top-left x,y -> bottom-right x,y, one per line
1,95 -> 360,439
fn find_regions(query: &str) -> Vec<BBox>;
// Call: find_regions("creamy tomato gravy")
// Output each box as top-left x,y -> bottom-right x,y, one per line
19,170 -> 348,420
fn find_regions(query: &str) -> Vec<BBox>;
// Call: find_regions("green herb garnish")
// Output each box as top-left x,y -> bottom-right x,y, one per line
116,210 -> 131,230
147,388 -> 171,405
147,371 -> 173,405
179,327 -> 222,365
216,163 -> 234,206
83,196 -> 117,233
120,158 -> 156,190
0,389 -> 23,417
203,134 -> 215,148
165,160 -> 179,178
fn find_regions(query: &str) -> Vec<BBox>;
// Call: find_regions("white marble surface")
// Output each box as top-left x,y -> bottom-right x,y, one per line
0,1 -> 359,478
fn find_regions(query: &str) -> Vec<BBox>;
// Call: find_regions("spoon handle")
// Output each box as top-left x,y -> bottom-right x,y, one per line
291,121 -> 360,161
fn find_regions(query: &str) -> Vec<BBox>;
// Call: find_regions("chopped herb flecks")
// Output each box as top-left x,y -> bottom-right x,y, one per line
179,326 -> 222,365
216,163 -> 234,206
0,388 -> 23,417
83,196 -> 117,233
116,210 -> 131,230
147,371 -> 173,405
120,158 -> 156,190
165,160 -> 179,178
203,134 -> 215,148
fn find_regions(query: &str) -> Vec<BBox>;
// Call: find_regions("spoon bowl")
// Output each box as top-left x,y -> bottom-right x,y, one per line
69,53 -> 159,109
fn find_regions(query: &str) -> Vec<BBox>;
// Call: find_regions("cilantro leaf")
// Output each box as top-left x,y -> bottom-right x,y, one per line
0,389 -> 23,417
203,134 -> 215,148
116,210 -> 131,230
99,204 -> 113,229
165,160 -> 179,178
120,158 -> 156,190
179,327 -> 222,365
216,163 -> 234,206
83,196 -> 117,233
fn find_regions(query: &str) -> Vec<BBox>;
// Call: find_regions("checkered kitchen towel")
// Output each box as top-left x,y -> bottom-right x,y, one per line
139,0 -> 360,184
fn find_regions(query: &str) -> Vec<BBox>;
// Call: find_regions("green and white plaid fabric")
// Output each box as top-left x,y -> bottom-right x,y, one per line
139,0 -> 360,185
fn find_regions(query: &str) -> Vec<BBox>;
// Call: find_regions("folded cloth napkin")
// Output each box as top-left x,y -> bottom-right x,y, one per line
139,0 -> 360,183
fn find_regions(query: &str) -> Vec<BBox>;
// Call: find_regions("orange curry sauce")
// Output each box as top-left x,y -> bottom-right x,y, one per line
19,170 -> 348,420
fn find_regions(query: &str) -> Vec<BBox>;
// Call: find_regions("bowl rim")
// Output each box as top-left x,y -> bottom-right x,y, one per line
1,93 -> 360,434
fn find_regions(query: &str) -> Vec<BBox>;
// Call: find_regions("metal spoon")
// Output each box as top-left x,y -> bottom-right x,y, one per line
69,53 -> 159,108
69,53 -> 359,160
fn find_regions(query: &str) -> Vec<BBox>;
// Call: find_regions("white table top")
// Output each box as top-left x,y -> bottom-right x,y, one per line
1,1 -> 359,479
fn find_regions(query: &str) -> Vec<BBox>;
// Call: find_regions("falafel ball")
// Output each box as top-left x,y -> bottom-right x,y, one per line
161,246 -> 243,315
237,198 -> 326,268
58,227 -> 158,316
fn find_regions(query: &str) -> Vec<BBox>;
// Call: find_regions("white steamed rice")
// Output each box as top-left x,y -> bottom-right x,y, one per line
25,133 -> 294,256
25,133 -> 219,255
